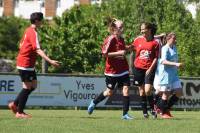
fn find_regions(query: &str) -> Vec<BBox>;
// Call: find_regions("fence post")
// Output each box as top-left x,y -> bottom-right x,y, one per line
42,50 -> 48,73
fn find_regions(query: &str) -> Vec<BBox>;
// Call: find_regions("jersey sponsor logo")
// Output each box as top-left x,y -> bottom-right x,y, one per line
139,50 -> 151,59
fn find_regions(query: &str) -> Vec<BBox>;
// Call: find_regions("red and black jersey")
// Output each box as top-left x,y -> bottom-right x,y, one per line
132,36 -> 159,70
16,26 -> 40,70
101,35 -> 129,76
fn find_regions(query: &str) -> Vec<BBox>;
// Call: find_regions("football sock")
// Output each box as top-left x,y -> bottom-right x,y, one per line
168,94 -> 179,109
14,89 -> 23,106
28,88 -> 35,95
154,94 -> 161,105
14,88 -> 35,106
141,96 -> 148,114
18,89 -> 30,113
147,95 -> 154,110
159,99 -> 168,114
93,92 -> 106,105
123,96 -> 130,115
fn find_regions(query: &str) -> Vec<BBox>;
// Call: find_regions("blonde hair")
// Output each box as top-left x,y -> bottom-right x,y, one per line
107,17 -> 123,33
166,32 -> 176,41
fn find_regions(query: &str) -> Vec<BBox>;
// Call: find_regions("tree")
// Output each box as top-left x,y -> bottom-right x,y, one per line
37,0 -> 200,76
0,16 -> 28,59
1,0 -> 199,76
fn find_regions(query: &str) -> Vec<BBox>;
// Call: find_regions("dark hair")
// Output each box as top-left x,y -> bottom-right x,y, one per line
30,12 -> 43,24
141,22 -> 157,37
141,22 -> 157,41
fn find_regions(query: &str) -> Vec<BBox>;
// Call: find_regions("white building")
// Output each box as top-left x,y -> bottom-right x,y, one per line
0,0 -> 102,19
0,0 -> 198,19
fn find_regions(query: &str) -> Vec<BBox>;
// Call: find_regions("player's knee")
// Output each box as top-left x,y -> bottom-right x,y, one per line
108,90 -> 113,96
145,90 -> 152,96
122,86 -> 129,96
104,89 -> 113,96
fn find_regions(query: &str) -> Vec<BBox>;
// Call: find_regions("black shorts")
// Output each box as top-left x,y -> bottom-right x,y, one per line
133,67 -> 155,86
105,74 -> 130,90
18,69 -> 37,82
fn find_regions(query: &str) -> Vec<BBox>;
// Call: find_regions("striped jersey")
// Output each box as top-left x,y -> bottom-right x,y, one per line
101,35 -> 129,77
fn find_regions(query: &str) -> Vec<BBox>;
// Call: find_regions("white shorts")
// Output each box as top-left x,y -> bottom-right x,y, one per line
159,80 -> 182,92
153,75 -> 161,94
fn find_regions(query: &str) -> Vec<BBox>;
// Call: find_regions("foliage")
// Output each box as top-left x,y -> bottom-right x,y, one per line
1,0 -> 200,76
39,5 -> 107,73
0,16 -> 29,59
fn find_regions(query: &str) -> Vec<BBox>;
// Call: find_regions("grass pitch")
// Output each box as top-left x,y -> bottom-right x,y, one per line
0,110 -> 199,133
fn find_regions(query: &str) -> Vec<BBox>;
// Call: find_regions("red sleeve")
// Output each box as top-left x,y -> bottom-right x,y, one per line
101,35 -> 115,55
132,37 -> 139,51
154,42 -> 159,58
19,33 -> 26,48
29,29 -> 40,51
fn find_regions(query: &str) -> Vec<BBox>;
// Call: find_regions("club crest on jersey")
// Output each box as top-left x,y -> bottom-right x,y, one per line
139,50 -> 151,59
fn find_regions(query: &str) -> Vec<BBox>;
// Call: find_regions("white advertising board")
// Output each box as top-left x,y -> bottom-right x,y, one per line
0,74 -> 200,108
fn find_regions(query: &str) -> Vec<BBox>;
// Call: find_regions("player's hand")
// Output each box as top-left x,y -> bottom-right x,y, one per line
118,50 -> 126,56
175,62 -> 183,68
126,45 -> 133,51
145,69 -> 151,76
50,60 -> 60,67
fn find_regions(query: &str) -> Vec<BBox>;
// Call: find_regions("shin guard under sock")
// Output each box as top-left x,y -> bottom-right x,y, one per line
159,99 -> 168,114
147,95 -> 154,110
18,89 -> 30,113
93,92 -> 106,105
141,96 -> 148,114
123,96 -> 130,115
168,94 -> 179,109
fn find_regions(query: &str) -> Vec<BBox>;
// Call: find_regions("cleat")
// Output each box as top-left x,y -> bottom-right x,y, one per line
8,102 -> 17,114
23,112 -> 32,118
15,112 -> 32,119
161,113 -> 172,119
143,113 -> 149,119
122,114 -> 133,120
165,110 -> 173,117
87,100 -> 95,115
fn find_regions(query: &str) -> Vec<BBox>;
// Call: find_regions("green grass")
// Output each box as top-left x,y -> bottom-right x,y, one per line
0,110 -> 199,133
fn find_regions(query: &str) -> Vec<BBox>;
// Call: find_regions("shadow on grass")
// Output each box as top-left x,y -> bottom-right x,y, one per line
29,114 -> 104,120
79,116 -> 104,119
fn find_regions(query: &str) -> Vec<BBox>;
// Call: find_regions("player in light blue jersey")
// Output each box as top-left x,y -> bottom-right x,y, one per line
154,32 -> 183,119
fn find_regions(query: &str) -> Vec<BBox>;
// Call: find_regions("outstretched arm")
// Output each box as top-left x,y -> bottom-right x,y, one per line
162,60 -> 183,68
36,49 -> 60,67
